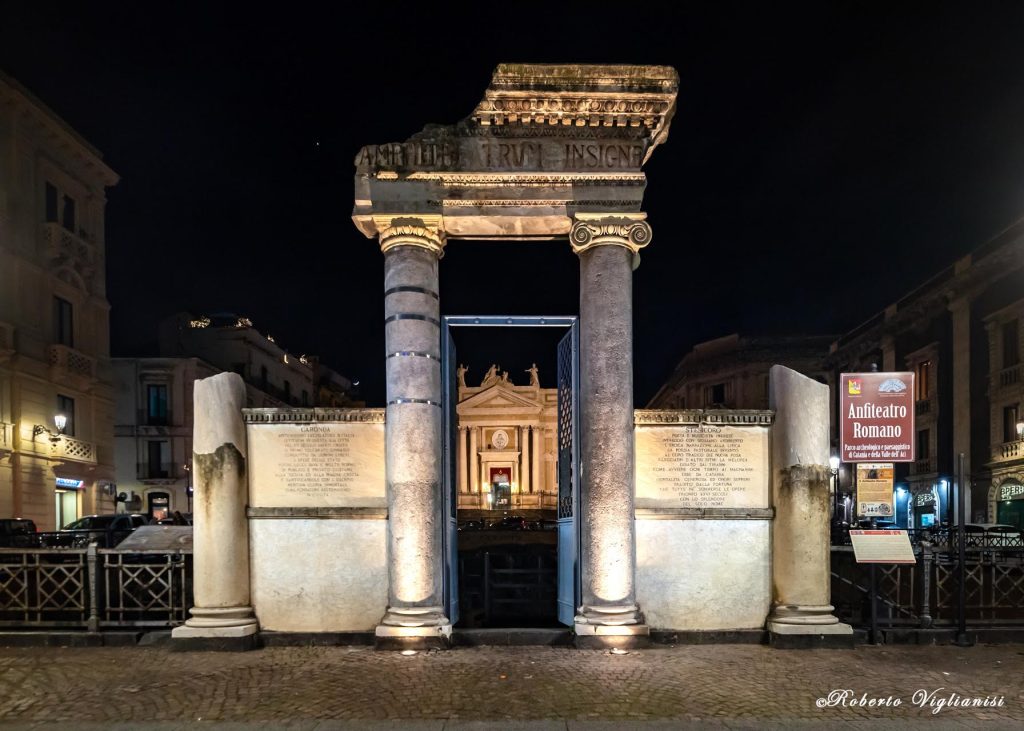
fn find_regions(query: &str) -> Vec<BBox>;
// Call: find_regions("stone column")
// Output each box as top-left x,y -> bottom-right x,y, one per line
767,365 -> 853,647
469,426 -> 479,493
374,216 -> 451,648
520,426 -> 531,494
172,372 -> 258,647
532,425 -> 542,494
570,213 -> 651,646
457,426 -> 467,493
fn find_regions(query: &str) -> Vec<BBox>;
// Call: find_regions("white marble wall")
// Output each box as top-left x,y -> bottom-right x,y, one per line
636,519 -> 771,630
249,519 -> 387,632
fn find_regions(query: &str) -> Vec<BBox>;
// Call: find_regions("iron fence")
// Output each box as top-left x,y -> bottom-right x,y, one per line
831,544 -> 1024,628
0,545 -> 192,630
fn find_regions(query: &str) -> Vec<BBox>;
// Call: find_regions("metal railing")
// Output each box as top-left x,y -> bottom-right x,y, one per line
0,545 -> 192,629
831,544 -> 1024,629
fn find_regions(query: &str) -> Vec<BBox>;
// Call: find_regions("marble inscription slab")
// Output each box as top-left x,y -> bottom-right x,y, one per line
248,422 -> 385,508
635,424 -> 769,509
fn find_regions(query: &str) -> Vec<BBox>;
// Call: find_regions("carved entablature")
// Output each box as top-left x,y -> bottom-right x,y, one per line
353,64 -> 678,242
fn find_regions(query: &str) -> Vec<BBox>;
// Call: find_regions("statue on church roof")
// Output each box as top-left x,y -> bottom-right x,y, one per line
481,364 -> 500,388
526,363 -> 539,388
500,370 -> 511,385
457,364 -> 468,389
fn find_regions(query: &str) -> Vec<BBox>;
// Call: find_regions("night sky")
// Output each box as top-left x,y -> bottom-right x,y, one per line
3,4 -> 1023,405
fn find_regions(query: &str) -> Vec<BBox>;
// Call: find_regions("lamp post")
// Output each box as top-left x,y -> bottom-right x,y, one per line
829,453 -> 841,525
1017,419 -> 1024,442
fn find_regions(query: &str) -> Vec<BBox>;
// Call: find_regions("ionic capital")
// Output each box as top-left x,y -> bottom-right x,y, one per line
569,213 -> 652,258
374,215 -> 446,258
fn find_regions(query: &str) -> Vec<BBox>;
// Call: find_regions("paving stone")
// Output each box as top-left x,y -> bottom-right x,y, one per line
0,644 -> 1020,726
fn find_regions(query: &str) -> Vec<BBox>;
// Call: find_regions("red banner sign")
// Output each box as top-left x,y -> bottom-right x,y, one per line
839,371 -> 915,463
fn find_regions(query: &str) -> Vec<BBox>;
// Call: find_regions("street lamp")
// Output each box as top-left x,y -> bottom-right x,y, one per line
33,413 -> 67,444
1016,419 -> 1024,441
829,453 -> 841,525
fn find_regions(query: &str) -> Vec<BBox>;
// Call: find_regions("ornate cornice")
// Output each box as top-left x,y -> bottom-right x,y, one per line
570,213 -> 652,257
372,215 -> 446,258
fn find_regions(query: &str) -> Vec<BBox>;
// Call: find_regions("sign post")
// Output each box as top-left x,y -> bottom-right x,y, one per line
849,528 -> 916,644
839,372 -> 915,463
856,463 -> 895,519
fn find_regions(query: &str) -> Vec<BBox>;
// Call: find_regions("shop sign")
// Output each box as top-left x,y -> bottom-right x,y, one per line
840,372 -> 915,462
55,477 -> 84,489
856,463 -> 894,517
1000,481 -> 1024,501
915,492 -> 935,507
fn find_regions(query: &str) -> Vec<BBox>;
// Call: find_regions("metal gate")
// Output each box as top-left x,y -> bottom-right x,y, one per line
556,321 -> 580,626
442,316 -> 579,628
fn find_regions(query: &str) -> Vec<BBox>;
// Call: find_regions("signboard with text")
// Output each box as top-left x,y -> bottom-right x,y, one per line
849,529 -> 916,564
856,463 -> 895,518
840,371 -> 915,462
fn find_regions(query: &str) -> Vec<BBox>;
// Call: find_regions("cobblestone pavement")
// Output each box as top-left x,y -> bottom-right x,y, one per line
0,642 -> 1022,729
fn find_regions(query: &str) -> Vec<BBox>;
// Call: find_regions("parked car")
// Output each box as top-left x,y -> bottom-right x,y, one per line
40,514 -> 149,548
0,518 -> 38,547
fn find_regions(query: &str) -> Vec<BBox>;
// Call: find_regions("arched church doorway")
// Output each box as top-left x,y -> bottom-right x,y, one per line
441,316 -> 579,629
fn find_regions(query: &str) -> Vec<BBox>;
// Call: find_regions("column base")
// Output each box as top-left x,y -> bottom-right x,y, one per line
768,604 -> 854,649
574,604 -> 649,649
375,606 -> 452,651
171,606 -> 259,651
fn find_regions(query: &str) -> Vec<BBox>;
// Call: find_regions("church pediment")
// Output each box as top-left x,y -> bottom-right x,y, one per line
458,384 -> 543,414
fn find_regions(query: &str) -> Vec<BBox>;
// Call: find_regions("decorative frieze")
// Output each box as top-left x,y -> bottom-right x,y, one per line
242,408 -> 385,424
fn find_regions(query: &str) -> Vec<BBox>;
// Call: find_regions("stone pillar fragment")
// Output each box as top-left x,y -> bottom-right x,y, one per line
768,365 -> 853,647
571,213 -> 651,646
172,372 -> 258,647
374,216 -> 451,648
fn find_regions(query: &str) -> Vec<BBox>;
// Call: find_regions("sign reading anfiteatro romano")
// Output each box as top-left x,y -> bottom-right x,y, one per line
856,463 -> 895,517
840,372 -> 915,462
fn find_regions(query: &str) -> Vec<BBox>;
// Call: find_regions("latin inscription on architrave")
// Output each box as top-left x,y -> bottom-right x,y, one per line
635,425 -> 769,509
248,423 -> 385,508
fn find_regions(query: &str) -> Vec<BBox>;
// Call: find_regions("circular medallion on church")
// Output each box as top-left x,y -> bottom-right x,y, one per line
491,429 -> 509,450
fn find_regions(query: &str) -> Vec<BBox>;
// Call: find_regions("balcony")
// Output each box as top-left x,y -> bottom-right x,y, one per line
47,344 -> 97,381
41,222 -> 96,279
996,364 -> 1021,388
912,455 -> 937,474
999,441 -> 1021,460
50,436 -> 97,464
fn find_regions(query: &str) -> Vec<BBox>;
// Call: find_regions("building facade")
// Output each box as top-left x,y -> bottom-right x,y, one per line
113,313 -> 356,517
647,333 -> 834,410
827,220 -> 1024,528
0,73 -> 119,530
455,364 -> 558,511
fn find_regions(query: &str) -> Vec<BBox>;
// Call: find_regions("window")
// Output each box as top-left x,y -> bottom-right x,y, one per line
284,380 -> 291,403
1004,320 -> 1020,368
705,383 -> 726,407
915,360 -> 931,401
146,384 -> 169,425
45,182 -> 59,223
1005,404 -> 1021,443
62,194 -> 76,232
260,365 -> 268,391
916,429 -> 930,460
57,394 -> 75,436
146,441 -> 169,478
301,390 -> 309,407
53,297 -> 73,347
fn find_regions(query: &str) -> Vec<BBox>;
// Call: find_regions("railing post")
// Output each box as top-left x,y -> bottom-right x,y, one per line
919,542 -> 933,628
86,543 -> 100,633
